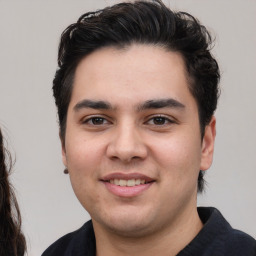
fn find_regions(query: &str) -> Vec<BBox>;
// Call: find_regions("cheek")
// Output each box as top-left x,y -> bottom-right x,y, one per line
150,133 -> 202,178
65,138 -> 103,209
65,138 -> 101,188
66,134 -> 103,167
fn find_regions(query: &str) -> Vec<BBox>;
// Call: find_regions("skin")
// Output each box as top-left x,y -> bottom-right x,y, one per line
62,44 -> 216,256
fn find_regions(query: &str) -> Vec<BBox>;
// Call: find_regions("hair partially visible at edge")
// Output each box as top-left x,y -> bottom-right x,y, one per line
0,128 -> 26,256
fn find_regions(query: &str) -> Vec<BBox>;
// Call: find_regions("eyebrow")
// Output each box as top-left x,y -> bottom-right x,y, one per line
137,98 -> 185,111
74,99 -> 113,112
73,98 -> 185,112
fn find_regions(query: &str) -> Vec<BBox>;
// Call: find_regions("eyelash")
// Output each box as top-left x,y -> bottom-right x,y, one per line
82,116 -> 111,126
145,115 -> 175,126
82,115 -> 175,127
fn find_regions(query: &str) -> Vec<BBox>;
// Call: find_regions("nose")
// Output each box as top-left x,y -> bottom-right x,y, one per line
106,123 -> 148,163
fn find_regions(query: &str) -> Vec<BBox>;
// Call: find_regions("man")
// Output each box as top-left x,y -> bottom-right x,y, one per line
42,0 -> 256,255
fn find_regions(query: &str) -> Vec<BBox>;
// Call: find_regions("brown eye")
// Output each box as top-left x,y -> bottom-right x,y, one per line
152,117 -> 167,125
91,117 -> 105,125
83,116 -> 109,125
146,115 -> 175,126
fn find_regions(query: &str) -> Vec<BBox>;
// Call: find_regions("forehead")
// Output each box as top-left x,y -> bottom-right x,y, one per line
71,44 -> 193,107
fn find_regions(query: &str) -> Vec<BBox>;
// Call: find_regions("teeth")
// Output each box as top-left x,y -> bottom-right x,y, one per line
127,179 -> 135,186
109,179 -> 146,186
119,179 -> 127,186
135,179 -> 141,185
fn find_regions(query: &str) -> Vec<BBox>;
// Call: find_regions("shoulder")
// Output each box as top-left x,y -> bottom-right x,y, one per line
197,207 -> 256,256
223,228 -> 256,255
188,207 -> 256,256
41,220 -> 95,256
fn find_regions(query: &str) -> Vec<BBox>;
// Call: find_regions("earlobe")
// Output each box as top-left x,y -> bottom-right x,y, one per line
200,116 -> 216,171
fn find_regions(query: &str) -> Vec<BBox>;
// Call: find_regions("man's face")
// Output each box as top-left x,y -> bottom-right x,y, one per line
62,44 -> 215,237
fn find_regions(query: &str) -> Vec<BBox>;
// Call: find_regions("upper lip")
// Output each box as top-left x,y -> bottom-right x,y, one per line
101,173 -> 155,183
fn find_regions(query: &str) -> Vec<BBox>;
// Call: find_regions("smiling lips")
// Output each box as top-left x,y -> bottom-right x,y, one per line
101,173 -> 155,197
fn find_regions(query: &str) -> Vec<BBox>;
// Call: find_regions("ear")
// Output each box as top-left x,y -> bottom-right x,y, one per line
59,131 -> 67,167
200,116 -> 216,171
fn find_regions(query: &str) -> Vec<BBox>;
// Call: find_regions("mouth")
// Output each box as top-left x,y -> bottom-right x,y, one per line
106,178 -> 152,187
100,173 -> 155,197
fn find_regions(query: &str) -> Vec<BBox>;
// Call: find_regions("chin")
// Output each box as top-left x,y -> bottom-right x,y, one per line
107,221 -> 154,238
93,210 -> 156,238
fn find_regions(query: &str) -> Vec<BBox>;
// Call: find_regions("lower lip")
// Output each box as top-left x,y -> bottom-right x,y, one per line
103,182 -> 153,197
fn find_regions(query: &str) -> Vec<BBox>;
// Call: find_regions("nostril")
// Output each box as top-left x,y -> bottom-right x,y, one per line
106,131 -> 148,162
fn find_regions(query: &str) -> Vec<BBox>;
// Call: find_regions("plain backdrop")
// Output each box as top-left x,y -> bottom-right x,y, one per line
0,0 -> 255,255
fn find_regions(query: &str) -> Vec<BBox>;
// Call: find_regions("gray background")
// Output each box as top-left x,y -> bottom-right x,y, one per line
0,0 -> 255,255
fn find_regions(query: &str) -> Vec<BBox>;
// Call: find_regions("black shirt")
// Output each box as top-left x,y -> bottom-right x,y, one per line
42,207 -> 256,256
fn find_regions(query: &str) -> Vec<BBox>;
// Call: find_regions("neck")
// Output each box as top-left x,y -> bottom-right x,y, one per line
93,205 -> 203,256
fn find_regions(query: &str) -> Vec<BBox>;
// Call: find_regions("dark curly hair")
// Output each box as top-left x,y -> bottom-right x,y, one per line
0,128 -> 26,256
53,0 -> 220,192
